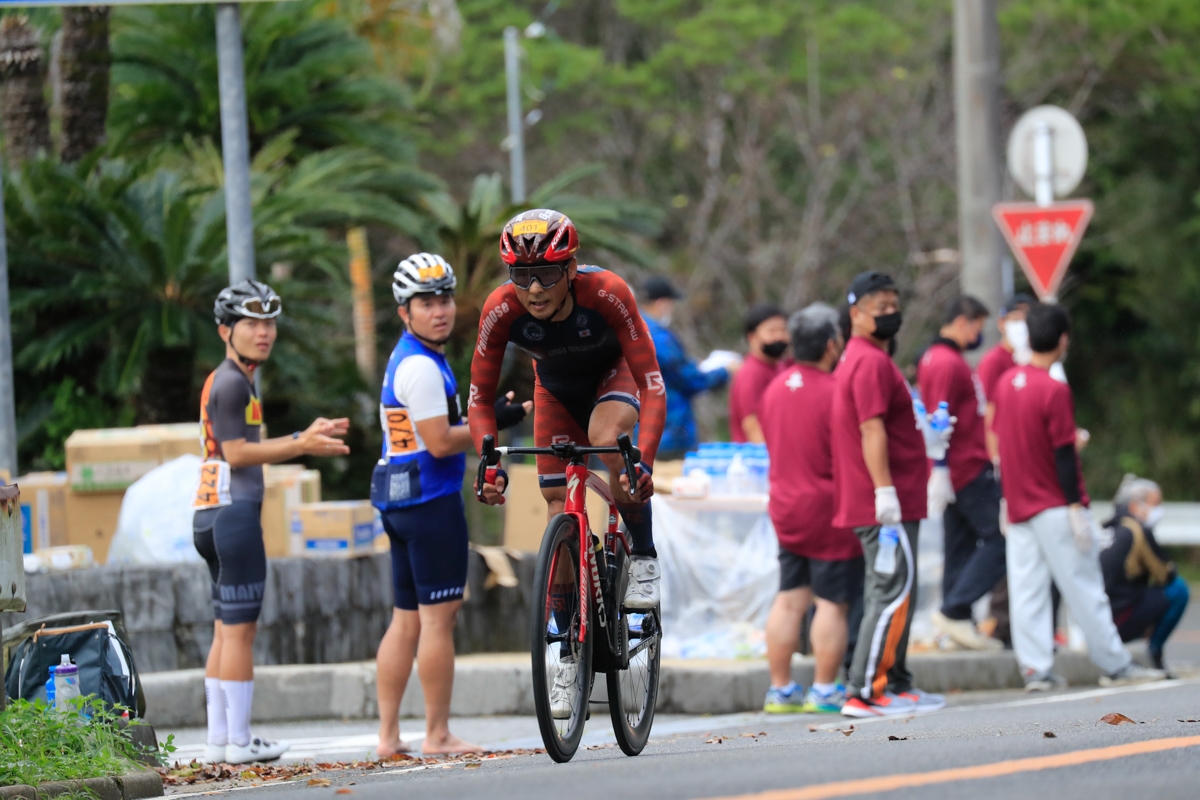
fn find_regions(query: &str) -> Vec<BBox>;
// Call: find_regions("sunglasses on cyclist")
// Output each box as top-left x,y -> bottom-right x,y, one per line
239,296 -> 282,319
508,264 -> 566,290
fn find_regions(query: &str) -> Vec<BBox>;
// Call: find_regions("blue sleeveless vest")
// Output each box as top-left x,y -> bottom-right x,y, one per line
370,332 -> 465,510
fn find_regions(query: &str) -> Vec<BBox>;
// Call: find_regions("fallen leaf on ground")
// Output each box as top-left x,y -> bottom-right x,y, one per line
1100,713 -> 1136,725
807,724 -> 821,732
704,736 -> 730,744
887,736 -> 908,741
336,790 -> 354,794
1180,719 -> 1200,723
1044,732 -> 1057,738
307,779 -> 333,787
464,763 -> 481,769
841,726 -> 855,737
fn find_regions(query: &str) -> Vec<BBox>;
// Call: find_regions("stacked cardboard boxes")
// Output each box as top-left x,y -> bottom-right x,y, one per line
262,464 -> 322,557
293,500 -> 380,557
16,472 -> 68,554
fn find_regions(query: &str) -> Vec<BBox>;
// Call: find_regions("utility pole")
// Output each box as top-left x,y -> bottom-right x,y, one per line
953,0 -> 1005,335
216,3 -> 256,284
0,152 -> 16,482
504,26 -> 526,205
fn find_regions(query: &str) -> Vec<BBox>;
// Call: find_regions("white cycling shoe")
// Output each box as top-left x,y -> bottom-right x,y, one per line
549,656 -> 579,719
225,736 -> 291,764
624,556 -> 661,609
205,743 -> 227,764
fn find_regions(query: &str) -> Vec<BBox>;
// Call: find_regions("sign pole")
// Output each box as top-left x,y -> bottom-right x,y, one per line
504,26 -> 525,205
216,2 -> 256,285
0,150 -> 17,481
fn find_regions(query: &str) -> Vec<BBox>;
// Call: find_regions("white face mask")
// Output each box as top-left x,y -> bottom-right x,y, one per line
1004,320 -> 1032,365
1144,505 -> 1164,528
658,311 -> 672,327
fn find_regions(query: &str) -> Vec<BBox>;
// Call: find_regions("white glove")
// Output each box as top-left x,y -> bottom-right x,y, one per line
922,415 -> 957,461
927,466 -> 955,518
874,486 -> 902,526
999,498 -> 1008,537
1068,505 -> 1094,553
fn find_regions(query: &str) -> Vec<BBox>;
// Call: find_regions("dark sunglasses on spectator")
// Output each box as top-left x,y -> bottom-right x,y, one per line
508,264 -> 566,290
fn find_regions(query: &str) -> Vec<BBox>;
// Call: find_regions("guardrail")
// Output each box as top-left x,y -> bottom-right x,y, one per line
1090,502 -> 1200,546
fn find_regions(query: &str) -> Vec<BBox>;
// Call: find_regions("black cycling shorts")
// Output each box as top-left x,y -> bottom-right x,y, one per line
778,549 -> 865,605
381,491 -> 469,611
194,501 -> 267,625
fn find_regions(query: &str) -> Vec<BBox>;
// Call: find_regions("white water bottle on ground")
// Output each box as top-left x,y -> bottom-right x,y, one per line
53,655 -> 80,712
875,527 -> 899,575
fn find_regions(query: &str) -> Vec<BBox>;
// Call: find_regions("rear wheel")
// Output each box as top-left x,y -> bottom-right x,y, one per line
607,547 -> 661,756
530,513 -> 593,763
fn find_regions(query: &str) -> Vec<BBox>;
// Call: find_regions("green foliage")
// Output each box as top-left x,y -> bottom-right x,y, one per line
0,697 -> 160,785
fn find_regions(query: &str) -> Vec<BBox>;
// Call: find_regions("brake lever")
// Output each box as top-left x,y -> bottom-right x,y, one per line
475,434 -> 496,500
615,433 -> 640,498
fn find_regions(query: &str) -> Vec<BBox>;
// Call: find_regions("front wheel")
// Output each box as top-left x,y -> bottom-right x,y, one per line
530,513 -> 593,763
607,547 -> 661,756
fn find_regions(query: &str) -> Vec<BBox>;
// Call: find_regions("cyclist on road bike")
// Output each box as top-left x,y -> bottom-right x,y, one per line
469,209 -> 666,612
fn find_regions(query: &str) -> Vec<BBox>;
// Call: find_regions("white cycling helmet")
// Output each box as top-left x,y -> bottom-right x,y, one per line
392,253 -> 457,305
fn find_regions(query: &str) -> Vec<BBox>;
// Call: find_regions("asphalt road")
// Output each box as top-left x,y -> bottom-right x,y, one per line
182,679 -> 1200,800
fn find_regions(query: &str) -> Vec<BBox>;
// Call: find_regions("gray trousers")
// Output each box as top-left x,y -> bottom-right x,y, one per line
847,521 -> 920,699
1007,506 -> 1130,677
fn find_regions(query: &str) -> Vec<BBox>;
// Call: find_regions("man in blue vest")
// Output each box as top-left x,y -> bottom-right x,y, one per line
641,276 -> 735,459
371,253 -> 529,757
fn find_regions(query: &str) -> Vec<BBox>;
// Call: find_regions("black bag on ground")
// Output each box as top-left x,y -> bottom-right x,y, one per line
3,611 -> 145,717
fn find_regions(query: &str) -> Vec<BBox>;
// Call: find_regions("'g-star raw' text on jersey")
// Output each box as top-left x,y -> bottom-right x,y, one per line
374,331 -> 466,509
468,266 -> 666,465
831,336 -> 929,528
917,340 -> 990,492
199,359 -> 264,502
992,364 -> 1089,524
760,364 -> 862,560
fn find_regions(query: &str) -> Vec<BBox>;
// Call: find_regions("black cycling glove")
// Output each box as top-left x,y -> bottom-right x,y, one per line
494,396 -> 528,430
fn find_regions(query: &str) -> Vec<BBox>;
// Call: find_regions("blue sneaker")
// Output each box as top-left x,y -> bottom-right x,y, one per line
802,684 -> 847,713
763,682 -> 806,713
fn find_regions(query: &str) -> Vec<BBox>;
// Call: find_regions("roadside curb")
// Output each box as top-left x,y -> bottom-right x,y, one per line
144,650 -> 1110,727
0,769 -> 162,800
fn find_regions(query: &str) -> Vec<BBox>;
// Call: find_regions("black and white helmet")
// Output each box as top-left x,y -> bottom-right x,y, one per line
392,253 -> 456,305
214,280 -> 282,326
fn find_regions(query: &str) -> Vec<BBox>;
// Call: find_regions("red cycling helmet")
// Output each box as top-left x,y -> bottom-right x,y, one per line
499,209 -> 579,265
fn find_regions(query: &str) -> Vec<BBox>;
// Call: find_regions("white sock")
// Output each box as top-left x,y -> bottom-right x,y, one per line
772,681 -> 799,691
204,678 -> 228,746
222,680 -> 254,747
812,681 -> 838,694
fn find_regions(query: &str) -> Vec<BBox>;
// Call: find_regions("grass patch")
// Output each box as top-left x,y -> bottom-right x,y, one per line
0,697 -> 165,786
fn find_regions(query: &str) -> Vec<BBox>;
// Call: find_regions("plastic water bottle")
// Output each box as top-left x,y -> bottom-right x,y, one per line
875,527 -> 899,575
46,665 -> 56,708
726,453 -> 752,496
927,401 -> 952,462
53,655 -> 80,713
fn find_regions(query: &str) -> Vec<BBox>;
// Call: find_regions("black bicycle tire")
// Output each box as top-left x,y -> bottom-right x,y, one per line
530,513 -> 594,763
606,548 -> 661,756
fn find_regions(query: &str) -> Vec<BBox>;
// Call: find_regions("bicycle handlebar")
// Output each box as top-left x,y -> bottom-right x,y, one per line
474,433 -> 643,501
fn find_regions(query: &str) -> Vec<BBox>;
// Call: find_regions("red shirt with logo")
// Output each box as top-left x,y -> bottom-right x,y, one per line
831,336 -> 929,528
917,341 -> 990,491
992,364 -> 1089,523
760,365 -> 862,560
729,353 -> 785,442
977,345 -> 1016,402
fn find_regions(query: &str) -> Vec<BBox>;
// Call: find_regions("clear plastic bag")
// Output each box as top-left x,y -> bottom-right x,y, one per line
108,455 -> 205,565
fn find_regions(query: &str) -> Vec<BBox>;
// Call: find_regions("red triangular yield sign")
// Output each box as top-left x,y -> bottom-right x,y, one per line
992,200 -> 1093,300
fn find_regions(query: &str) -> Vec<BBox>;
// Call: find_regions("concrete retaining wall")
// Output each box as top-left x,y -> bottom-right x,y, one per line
8,550 -> 536,673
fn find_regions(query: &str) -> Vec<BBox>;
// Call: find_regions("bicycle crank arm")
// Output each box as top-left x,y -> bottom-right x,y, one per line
627,631 -> 660,660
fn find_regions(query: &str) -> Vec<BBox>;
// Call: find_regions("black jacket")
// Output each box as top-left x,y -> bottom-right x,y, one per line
1099,504 -> 1175,616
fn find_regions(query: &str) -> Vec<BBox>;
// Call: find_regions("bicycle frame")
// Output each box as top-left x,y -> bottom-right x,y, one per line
561,462 -> 629,646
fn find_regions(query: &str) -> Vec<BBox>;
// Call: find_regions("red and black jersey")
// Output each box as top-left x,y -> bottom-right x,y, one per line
469,266 -> 666,465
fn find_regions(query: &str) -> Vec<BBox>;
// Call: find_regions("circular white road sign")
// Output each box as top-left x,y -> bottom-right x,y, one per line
1006,105 -> 1088,199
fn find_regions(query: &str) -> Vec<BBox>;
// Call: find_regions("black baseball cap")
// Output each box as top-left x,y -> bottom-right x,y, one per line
644,276 -> 682,301
847,271 -> 897,304
1001,293 -> 1035,315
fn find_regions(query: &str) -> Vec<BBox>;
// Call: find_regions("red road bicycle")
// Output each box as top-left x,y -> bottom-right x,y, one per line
476,433 -> 661,763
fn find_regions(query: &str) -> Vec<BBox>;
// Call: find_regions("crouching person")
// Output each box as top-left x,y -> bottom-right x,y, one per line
1101,475 -> 1190,675
759,304 -> 863,713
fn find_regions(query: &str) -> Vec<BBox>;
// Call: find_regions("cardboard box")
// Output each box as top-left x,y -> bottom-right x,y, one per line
294,500 -> 378,557
64,490 -> 124,563
653,459 -> 684,494
502,463 -> 614,552
65,428 -> 160,492
261,465 -> 322,558
137,422 -> 204,462
15,472 -> 68,553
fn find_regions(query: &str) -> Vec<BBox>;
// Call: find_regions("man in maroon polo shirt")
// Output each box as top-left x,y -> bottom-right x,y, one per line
977,293 -> 1033,463
993,302 -> 1163,690
917,295 -> 1005,651
832,271 -> 941,718
729,304 -> 789,442
759,303 -> 862,714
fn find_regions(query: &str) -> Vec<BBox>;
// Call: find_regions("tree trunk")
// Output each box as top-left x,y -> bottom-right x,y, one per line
137,346 -> 197,425
59,6 -> 110,163
0,17 -> 52,166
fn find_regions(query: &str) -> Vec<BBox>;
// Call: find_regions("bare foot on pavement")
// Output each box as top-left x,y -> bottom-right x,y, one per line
376,739 -> 414,759
422,734 -> 485,756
